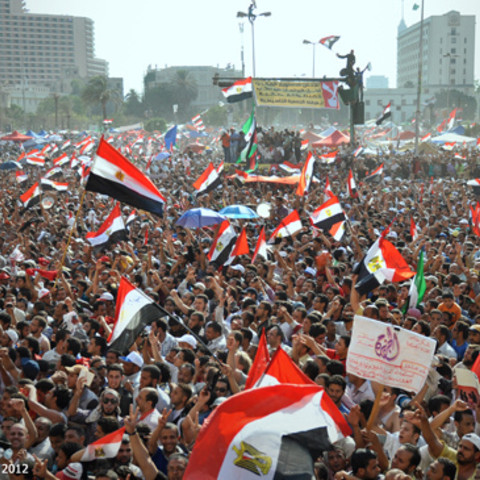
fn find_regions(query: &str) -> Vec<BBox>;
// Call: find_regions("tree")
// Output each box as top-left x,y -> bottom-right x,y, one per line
81,76 -> 122,119
144,117 -> 167,133
144,83 -> 176,120
124,89 -> 144,117
202,105 -> 228,127
170,70 -> 198,120
433,88 -> 477,120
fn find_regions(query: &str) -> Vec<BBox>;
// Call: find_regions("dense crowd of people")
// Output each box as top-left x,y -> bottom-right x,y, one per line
0,127 -> 479,480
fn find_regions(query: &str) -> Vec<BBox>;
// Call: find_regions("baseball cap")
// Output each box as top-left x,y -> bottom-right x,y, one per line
0,273 -> 10,280
425,275 -> 438,285
5,329 -> 19,345
462,433 -> 480,450
63,463 -> 83,480
178,334 -> 197,349
38,288 -> 50,299
469,325 -> 480,333
304,267 -> 317,276
459,219 -> 469,225
119,351 -> 144,369
21,358 -> 40,381
230,264 -> 245,273
99,292 -> 114,301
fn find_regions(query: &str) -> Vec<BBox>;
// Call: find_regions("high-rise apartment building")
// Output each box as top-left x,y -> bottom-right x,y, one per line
0,0 -> 108,88
397,10 -> 475,94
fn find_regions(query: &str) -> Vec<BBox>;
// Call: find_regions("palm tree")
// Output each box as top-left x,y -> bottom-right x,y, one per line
124,89 -> 143,116
81,76 -> 121,119
170,70 -> 198,118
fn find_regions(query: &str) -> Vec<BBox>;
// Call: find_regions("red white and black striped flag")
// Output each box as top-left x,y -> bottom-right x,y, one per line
85,203 -> 127,253
376,102 -> 391,126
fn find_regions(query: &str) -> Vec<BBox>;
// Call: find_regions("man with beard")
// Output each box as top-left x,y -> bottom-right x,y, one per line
114,437 -> 143,479
454,344 -> 480,372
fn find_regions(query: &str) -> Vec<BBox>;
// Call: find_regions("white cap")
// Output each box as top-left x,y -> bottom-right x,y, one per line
178,334 -> 197,349
119,351 -> 144,369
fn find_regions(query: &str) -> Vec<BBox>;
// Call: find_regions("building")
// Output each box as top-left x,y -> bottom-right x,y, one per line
366,75 -> 389,89
397,10 -> 475,94
3,84 -> 50,113
144,65 -> 242,112
0,0 -> 108,89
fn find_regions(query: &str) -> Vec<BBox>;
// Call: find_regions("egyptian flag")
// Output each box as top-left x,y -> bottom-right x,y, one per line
40,179 -> 68,192
43,166 -> 63,179
85,203 -> 127,253
80,138 -> 96,155
300,139 -> 309,150
446,108 -> 457,130
347,169 -> 358,198
61,140 -> 72,150
354,237 -> 415,296
76,136 -> 93,148
443,142 -> 455,151
81,426 -> 126,462
467,179 -> 480,196
252,227 -> 268,263
108,276 -> 163,353
53,152 -> 70,167
477,137 -> 480,148
375,102 -> 391,126
279,163 -> 301,174
268,210 -> 302,243
320,151 -> 337,164
324,176 -> 334,201
126,209 -> 137,227
103,119 -> 113,125
410,217 -> 419,241
364,164 -> 384,183
225,228 -> 249,266
421,133 -> 431,142
20,182 -> 41,211
16,171 -> 28,184
353,146 -> 364,158
222,77 -> 253,103
454,153 -> 465,160
244,331 -> 270,389
208,220 -> 237,268
26,154 -> 45,167
437,119 -> 447,133
106,136 -> 115,144
193,162 -> 222,196
41,144 -> 52,156
144,228 -> 149,247
296,152 -> 315,197
319,35 -> 340,50
26,268 -> 58,282
86,138 -> 166,216
310,196 -> 345,232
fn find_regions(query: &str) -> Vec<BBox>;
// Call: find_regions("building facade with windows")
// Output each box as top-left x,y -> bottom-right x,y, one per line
0,0 -> 108,89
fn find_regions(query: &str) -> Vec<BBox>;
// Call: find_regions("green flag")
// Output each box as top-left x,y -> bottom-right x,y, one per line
413,3 -> 420,10
407,250 -> 426,309
236,108 -> 258,171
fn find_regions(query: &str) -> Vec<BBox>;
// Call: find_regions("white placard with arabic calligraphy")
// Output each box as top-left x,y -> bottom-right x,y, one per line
346,315 -> 436,393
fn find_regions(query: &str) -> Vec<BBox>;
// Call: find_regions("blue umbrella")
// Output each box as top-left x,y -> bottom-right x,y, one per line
176,208 -> 226,229
219,205 -> 259,219
0,161 -> 22,171
154,152 -> 171,161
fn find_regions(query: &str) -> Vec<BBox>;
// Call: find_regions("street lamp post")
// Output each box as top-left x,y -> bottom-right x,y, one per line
237,3 -> 271,78
303,40 -> 316,77
414,0 -> 424,155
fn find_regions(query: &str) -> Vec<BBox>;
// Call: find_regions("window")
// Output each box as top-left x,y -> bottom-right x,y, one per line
451,28 -> 456,35
377,100 -> 383,106
451,37 -> 456,44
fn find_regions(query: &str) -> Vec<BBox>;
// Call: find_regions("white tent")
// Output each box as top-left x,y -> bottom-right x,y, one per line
431,132 -> 477,144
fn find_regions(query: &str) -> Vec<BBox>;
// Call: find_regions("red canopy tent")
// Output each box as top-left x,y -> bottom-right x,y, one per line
312,130 -> 350,148
395,130 -> 416,141
302,131 -> 323,143
0,131 -> 32,142
185,143 -> 205,153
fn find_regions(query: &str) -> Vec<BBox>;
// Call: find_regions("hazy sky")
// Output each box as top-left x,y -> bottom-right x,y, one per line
29,0 -> 480,95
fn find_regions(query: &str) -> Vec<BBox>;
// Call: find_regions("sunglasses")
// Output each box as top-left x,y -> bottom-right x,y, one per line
214,387 -> 227,393
103,397 -> 119,405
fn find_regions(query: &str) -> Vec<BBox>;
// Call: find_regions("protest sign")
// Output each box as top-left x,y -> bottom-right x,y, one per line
455,369 -> 480,409
347,315 -> 436,393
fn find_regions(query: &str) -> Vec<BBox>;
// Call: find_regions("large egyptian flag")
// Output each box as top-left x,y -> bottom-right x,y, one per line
310,196 -> 346,233
86,138 -> 166,216
193,162 -> 222,196
296,152 -> 315,196
185,383 -> 348,479
268,210 -> 302,243
364,164 -> 384,183
20,182 -> 41,211
53,152 -> 70,167
222,77 -> 253,103
208,220 -> 238,268
81,427 -> 126,462
376,102 -> 391,126
85,203 -> 127,253
108,276 -> 163,354
354,236 -> 415,295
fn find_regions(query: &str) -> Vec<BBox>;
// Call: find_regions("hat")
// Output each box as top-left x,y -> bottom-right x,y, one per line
193,282 -> 206,292
38,288 -> 50,299
425,275 -> 438,285
5,329 -> 19,345
469,325 -> 480,333
212,397 -> 227,407
304,267 -> 317,276
38,257 -> 50,267
178,334 -> 197,349
63,463 -> 83,480
230,264 -> 245,274
0,273 -> 10,280
99,256 -> 110,263
387,231 -> 398,239
119,351 -> 144,369
99,292 -> 114,301
462,433 -> 480,451
459,219 -> 469,225
407,308 -> 422,320
21,358 -> 40,381
65,365 -> 88,375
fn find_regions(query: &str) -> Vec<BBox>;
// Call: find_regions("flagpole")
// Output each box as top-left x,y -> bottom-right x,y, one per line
53,187 -> 87,289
